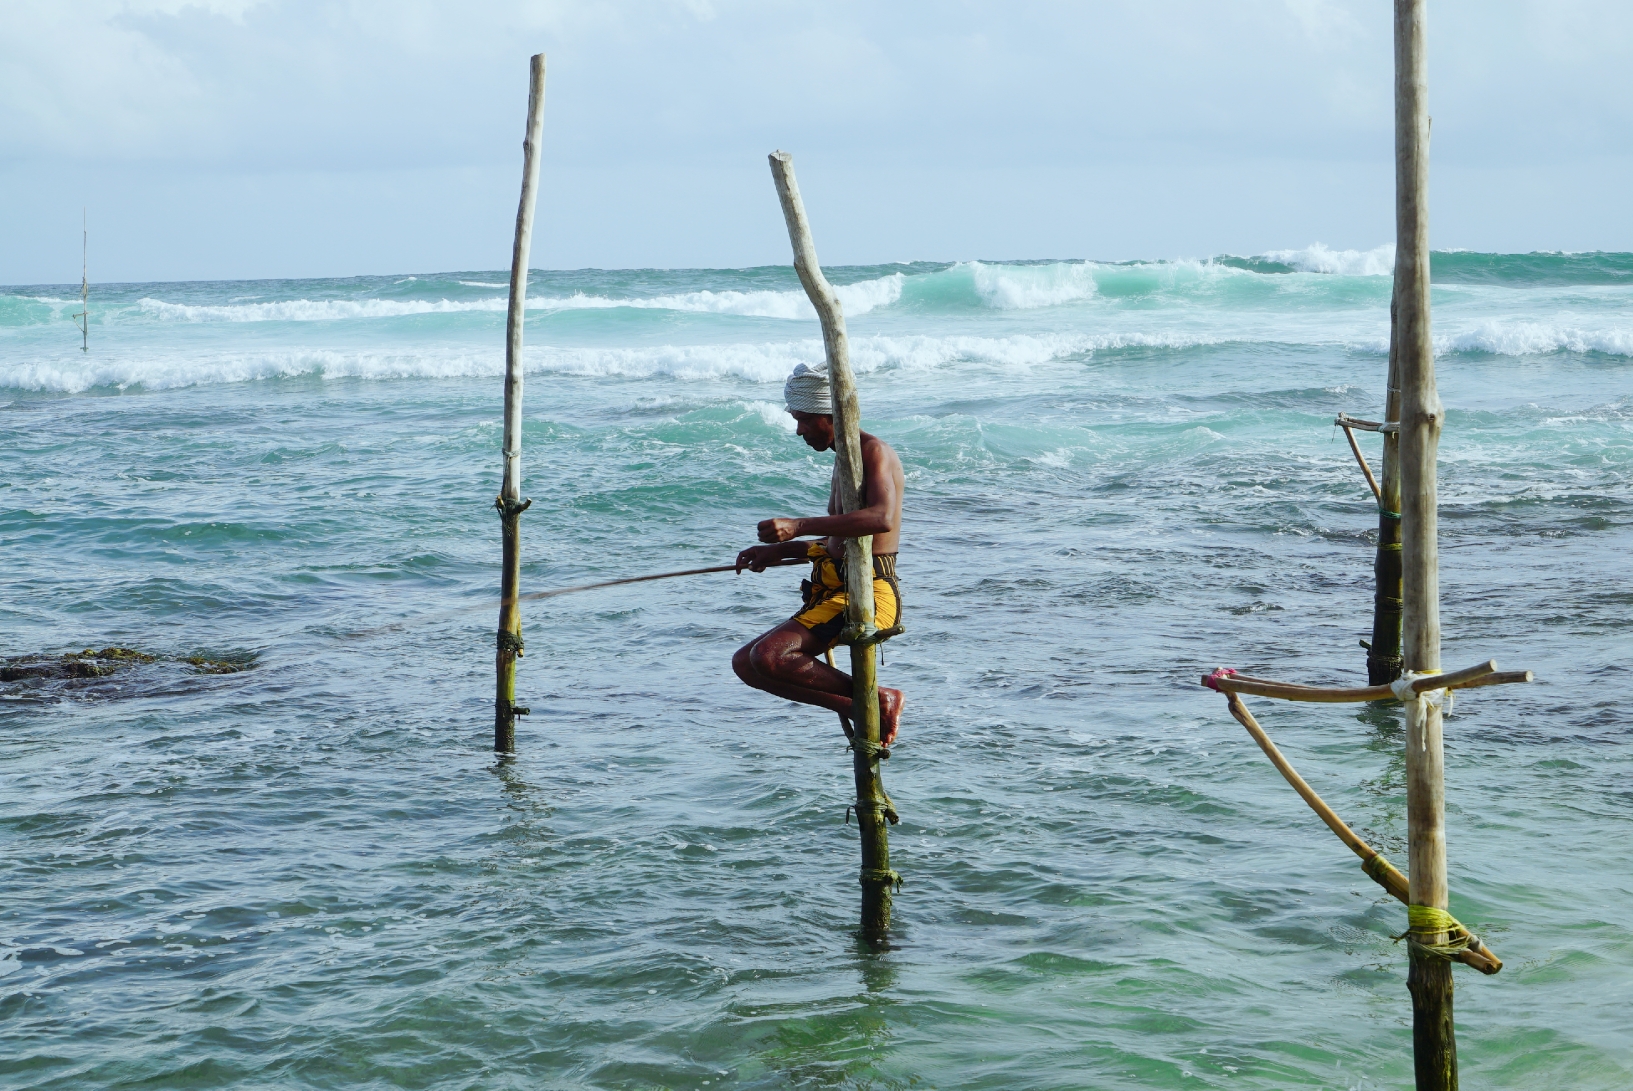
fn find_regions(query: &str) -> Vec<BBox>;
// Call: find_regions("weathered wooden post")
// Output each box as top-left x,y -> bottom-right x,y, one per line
1203,7 -> 1524,1061
768,150 -> 897,938
494,52 -> 547,753
1392,2 -> 1457,1085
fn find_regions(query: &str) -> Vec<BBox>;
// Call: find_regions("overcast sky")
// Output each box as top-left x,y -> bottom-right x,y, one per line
3,0 -> 1630,283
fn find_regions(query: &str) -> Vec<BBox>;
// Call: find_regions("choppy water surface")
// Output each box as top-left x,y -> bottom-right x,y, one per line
3,248 -> 1630,1088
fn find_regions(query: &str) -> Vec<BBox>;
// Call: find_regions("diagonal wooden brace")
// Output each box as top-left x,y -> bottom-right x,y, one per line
1221,691 -> 1502,975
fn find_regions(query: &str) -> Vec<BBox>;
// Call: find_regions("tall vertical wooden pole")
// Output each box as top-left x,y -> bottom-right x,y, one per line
495,53 -> 547,753
1393,3 -> 1456,1086
769,151 -> 894,937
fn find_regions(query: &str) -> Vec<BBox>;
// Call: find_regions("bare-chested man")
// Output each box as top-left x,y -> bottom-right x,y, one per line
733,362 -> 907,744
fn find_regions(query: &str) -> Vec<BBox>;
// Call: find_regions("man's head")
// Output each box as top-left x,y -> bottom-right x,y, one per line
790,410 -> 835,451
783,362 -> 835,450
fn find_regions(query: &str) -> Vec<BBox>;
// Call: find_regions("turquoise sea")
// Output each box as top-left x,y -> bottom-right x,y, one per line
2,248 -> 1630,1088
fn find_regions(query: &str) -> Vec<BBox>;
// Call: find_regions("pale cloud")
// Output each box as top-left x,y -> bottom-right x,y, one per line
1281,0 -> 1367,46
1,0 -> 1628,280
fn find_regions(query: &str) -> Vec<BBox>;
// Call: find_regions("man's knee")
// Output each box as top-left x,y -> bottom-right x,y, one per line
748,634 -> 801,678
732,642 -> 757,683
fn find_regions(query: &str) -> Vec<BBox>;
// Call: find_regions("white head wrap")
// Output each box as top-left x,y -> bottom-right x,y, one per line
783,362 -> 833,415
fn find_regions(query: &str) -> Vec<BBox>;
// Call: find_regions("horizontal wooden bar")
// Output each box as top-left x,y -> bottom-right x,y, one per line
1335,413 -> 1399,434
1456,670 -> 1534,690
1202,659 -> 1534,704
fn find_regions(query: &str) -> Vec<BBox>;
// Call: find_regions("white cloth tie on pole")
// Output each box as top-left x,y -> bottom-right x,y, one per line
1392,671 -> 1453,716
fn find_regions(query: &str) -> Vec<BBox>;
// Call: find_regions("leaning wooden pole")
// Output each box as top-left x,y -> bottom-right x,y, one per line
494,53 -> 547,753
1393,4 -> 1456,1086
769,150 -> 895,938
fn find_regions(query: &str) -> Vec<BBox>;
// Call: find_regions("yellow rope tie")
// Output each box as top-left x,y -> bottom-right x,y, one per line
1361,852 -> 1395,883
1395,904 -> 1476,960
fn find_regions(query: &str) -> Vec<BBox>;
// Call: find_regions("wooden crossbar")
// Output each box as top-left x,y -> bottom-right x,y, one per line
1203,659 -> 1533,704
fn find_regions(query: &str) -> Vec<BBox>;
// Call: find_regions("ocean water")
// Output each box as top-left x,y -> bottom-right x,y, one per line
2,247 -> 1630,1089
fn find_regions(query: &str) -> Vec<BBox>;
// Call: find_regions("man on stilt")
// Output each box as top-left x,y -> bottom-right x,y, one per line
734,362 -> 907,744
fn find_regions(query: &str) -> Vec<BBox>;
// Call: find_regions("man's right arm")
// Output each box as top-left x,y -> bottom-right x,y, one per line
735,539 -> 808,572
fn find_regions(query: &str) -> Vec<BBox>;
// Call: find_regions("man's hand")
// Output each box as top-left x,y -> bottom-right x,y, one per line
757,517 -> 801,543
735,545 -> 786,573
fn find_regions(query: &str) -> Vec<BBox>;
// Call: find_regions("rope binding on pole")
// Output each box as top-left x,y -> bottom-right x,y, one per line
859,867 -> 903,892
1396,905 -> 1480,961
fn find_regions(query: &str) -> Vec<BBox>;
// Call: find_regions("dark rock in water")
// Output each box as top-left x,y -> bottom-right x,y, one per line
1,648 -> 158,681
184,655 -> 247,675
0,647 -> 254,697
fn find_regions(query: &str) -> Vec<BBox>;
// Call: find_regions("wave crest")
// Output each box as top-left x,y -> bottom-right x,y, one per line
0,331 -> 1097,393
133,275 -> 904,324
962,261 -> 1098,309
1441,321 -> 1633,357
1258,243 -> 1396,276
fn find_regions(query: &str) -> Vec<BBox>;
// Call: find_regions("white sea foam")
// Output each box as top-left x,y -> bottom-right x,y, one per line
1033,448 -> 1074,468
133,274 -> 904,324
1260,243 -> 1395,276
963,261 -> 1098,309
745,400 -> 797,431
0,331 -> 1095,393
456,280 -> 508,288
10,294 -> 1622,394
538,275 -> 903,320
1439,321 -> 1633,357
0,349 -> 504,393
138,296 -> 510,322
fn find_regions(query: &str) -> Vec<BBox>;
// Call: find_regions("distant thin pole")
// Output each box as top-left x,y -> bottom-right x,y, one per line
74,210 -> 89,353
494,53 -> 547,753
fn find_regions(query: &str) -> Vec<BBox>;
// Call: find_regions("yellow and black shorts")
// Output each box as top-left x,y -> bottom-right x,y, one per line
792,541 -> 900,651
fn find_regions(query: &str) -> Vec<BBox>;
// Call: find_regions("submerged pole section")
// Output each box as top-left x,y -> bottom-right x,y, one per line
1393,4 -> 1456,1087
495,53 -> 547,753
769,151 -> 895,938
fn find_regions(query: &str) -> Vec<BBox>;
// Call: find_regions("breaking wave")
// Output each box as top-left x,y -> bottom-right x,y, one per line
132,275 -> 904,324
961,261 -> 1099,309
0,332 -> 1105,393
1257,243 -> 1396,276
1440,321 -> 1633,357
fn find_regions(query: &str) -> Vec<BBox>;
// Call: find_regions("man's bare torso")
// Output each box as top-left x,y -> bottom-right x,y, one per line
825,431 -> 905,558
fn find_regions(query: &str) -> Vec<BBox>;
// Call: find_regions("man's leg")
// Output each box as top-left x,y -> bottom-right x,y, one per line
732,620 -> 905,744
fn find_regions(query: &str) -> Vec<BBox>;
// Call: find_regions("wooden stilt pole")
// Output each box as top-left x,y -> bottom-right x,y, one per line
1393,3 -> 1456,1085
494,53 -> 547,754
769,151 -> 895,938
1367,281 -> 1406,685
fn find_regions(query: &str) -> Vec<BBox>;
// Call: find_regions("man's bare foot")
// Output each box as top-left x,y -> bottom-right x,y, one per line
879,688 -> 905,747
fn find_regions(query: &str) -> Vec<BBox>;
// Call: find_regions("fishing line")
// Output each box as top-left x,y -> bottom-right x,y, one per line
340,557 -> 808,640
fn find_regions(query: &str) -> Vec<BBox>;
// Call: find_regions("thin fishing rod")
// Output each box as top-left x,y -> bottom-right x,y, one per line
341,556 -> 808,639
517,557 -> 805,604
